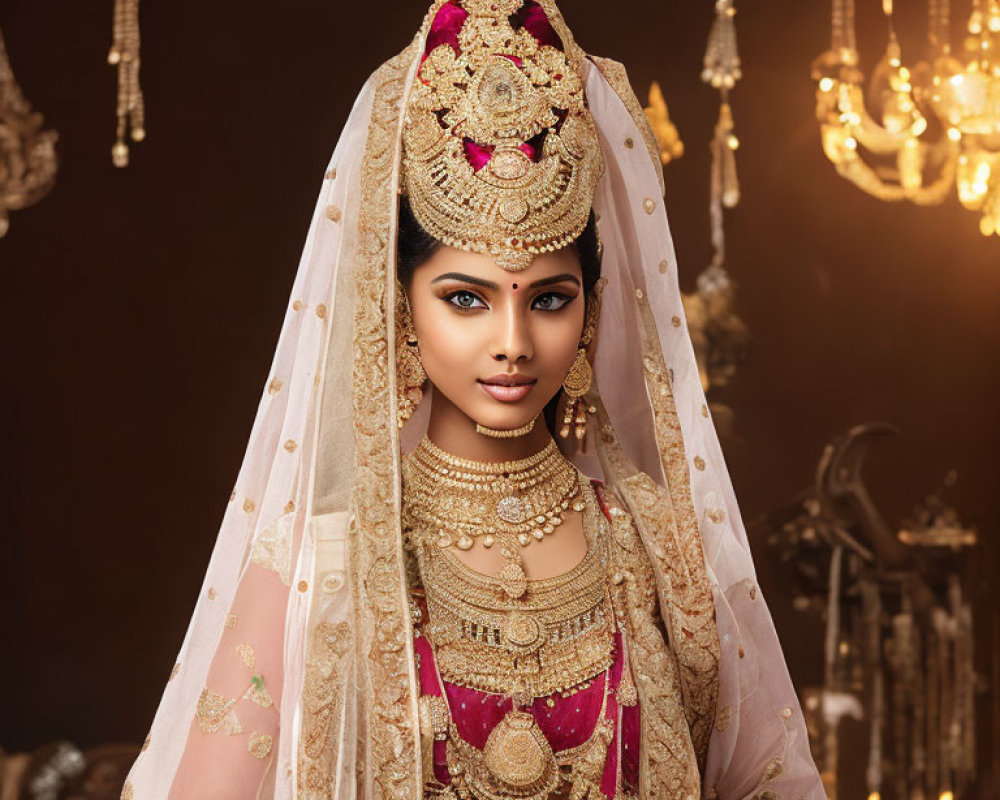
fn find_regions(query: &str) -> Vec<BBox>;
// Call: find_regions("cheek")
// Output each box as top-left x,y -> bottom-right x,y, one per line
411,303 -> 481,376
534,314 -> 585,378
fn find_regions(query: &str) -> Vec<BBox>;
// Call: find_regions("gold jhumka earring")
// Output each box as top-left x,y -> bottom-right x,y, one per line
559,278 -> 606,441
395,283 -> 427,428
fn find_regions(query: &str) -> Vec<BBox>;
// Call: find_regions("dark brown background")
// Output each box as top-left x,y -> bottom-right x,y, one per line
2,0 -> 998,791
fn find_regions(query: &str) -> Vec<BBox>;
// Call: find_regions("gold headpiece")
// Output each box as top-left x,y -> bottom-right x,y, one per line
402,0 -> 604,271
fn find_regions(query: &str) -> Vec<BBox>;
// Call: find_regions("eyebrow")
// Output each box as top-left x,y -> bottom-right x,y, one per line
429,272 -> 581,289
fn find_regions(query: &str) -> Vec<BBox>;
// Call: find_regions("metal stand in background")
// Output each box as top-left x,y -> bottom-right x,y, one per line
759,424 -> 992,800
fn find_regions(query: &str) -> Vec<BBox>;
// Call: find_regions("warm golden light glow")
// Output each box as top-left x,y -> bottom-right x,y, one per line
813,0 -> 1000,236
867,792 -> 881,800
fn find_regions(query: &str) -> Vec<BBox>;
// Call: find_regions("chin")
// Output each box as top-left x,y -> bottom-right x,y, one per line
471,404 -> 544,432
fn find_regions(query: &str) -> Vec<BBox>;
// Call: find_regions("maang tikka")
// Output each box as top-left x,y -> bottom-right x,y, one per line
396,282 -> 427,428
560,277 -> 606,441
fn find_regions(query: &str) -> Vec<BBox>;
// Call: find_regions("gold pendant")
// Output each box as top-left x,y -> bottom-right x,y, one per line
499,561 -> 528,599
482,711 -> 559,791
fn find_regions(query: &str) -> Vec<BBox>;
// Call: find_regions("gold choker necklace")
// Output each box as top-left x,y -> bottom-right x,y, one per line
475,416 -> 537,439
403,436 -> 584,599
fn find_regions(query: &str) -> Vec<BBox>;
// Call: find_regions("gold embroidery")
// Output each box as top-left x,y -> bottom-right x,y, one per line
197,688 -> 243,734
298,621 -> 352,797
701,404 -> 709,418
659,259 -> 669,274
141,735 -> 150,752
296,42 -> 422,800
284,500 -> 296,513
635,288 -> 644,299
315,304 -> 327,319
268,378 -> 282,395
589,56 -> 665,197
624,136 -> 634,149
643,197 -> 656,215
706,508 -> 726,524
207,587 -> 218,600
630,293 -> 721,768
120,783 -> 134,800
293,300 -> 304,311
248,731 -> 274,759
694,456 -> 706,471
672,315 -> 682,328
763,757 -> 784,780
284,439 -> 298,453
225,614 -> 238,629
168,662 -> 180,681
715,704 -> 732,732
243,498 -> 255,513
600,484 -> 702,798
250,513 -> 293,586
781,706 -> 793,719
325,205 -> 342,222
325,167 -> 337,181
297,580 -> 309,593
230,489 -> 236,502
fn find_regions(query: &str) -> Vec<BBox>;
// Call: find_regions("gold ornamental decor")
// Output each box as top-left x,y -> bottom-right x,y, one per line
813,0 -> 1000,238
0,26 -> 58,239
108,0 -> 145,167
401,0 -> 604,271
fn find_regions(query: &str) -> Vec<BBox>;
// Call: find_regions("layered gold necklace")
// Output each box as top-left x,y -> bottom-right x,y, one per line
403,436 -> 620,800
404,436 -> 585,600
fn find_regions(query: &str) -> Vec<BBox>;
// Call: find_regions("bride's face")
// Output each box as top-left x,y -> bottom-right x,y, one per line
406,244 -> 586,433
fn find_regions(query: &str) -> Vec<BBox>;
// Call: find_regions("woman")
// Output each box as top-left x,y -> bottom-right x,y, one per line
123,2 -> 825,799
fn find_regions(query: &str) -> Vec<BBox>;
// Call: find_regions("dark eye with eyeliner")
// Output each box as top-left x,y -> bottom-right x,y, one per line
532,291 -> 574,312
443,290 -> 488,310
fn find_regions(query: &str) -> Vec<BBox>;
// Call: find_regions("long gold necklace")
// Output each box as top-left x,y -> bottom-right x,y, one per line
403,436 -> 584,600
403,439 -> 619,800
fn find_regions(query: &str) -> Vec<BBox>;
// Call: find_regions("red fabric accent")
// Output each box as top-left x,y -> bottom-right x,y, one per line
464,140 -> 539,173
512,1 -> 564,50
425,2 -> 467,58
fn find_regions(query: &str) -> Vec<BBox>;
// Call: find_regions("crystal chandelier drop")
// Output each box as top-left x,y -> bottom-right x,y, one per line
0,26 -> 58,239
107,0 -> 145,167
812,0 -> 1000,237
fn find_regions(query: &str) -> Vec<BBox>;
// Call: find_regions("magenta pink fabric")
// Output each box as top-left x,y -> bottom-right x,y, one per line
412,482 -> 640,797
462,140 -> 539,172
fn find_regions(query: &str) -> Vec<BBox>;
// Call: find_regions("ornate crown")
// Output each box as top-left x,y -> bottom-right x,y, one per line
402,0 -> 604,271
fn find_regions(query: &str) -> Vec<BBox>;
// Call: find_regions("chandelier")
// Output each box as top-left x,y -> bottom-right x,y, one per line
812,0 -> 1000,237
0,26 -> 58,239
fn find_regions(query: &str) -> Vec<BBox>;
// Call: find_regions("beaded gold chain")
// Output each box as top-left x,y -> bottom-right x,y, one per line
404,436 -> 584,601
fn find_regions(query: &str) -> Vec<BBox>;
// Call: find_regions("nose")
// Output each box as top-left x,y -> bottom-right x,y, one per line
489,300 -> 534,365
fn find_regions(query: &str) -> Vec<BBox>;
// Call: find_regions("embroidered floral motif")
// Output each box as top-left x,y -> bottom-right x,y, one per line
250,513 -> 294,586
248,731 -> 274,760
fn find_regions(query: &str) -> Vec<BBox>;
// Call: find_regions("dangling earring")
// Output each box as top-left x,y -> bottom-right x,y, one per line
396,282 -> 426,429
559,278 -> 607,441
560,349 -> 593,440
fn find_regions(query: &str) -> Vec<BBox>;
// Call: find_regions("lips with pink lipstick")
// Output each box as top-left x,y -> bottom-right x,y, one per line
478,373 -> 537,403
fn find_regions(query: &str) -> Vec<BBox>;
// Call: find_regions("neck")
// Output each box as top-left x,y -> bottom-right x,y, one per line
425,389 -> 553,463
